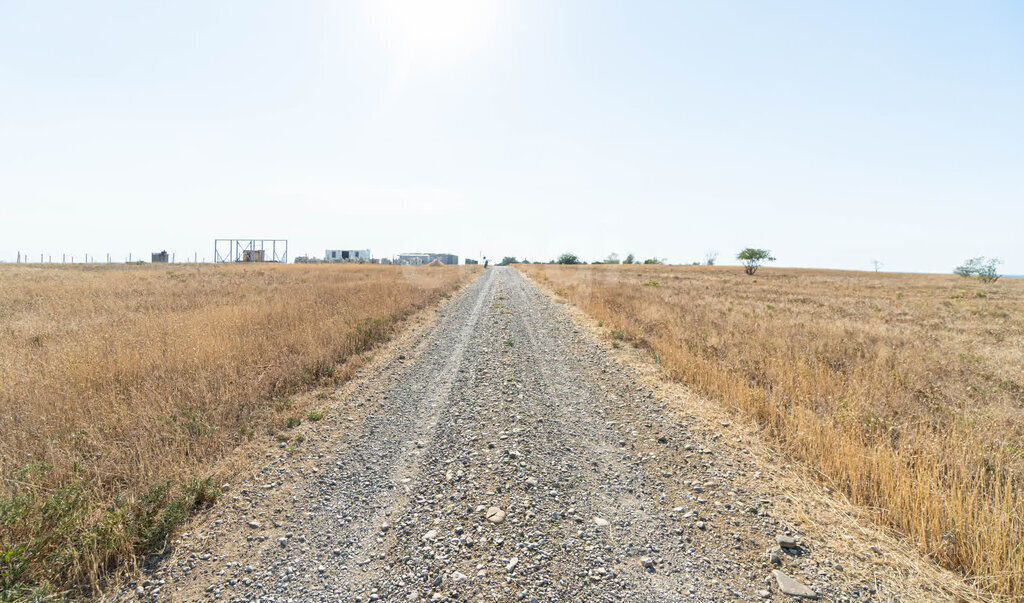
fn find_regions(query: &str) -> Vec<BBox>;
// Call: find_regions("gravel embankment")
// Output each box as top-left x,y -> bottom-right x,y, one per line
122,267 -> 949,602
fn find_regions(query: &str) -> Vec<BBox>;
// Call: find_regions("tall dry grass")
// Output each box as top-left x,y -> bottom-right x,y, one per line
0,262 -> 477,598
520,264 -> 1024,598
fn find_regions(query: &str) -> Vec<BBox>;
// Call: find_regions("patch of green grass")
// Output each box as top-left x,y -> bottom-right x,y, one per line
503,339 -> 514,347
286,417 -> 301,428
643,279 -> 660,287
306,410 -> 325,422
610,330 -> 626,341
0,471 -> 218,600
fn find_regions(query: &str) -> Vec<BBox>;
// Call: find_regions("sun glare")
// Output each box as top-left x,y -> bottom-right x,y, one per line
364,0 -> 501,75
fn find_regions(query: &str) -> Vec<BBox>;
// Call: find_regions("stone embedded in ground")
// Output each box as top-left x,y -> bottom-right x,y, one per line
640,556 -> 655,569
776,534 -> 801,549
772,570 -> 819,599
486,506 -> 506,523
593,517 -> 610,527
422,529 -> 438,541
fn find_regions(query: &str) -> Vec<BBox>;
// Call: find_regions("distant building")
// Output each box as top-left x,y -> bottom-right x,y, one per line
465,258 -> 478,265
242,249 -> 265,262
326,249 -> 371,262
152,251 -> 169,263
397,253 -> 458,265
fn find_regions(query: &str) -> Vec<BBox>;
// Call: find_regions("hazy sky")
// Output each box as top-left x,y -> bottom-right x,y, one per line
1,1 -> 1021,272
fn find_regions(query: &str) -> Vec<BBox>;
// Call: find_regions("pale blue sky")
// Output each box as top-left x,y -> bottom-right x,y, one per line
1,1 -> 1021,271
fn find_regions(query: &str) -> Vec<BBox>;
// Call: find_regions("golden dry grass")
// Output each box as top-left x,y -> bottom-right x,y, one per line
0,262 -> 478,598
520,264 -> 1024,598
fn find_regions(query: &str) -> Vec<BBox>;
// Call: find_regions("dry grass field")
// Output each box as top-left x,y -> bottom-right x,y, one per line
520,264 -> 1024,598
0,262 -> 478,598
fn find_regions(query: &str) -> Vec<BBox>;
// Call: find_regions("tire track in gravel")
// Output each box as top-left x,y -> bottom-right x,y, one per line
338,265 -> 497,597
125,266 -> 949,602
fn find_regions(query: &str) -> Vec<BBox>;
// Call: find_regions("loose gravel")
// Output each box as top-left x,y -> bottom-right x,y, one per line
121,267 -> 952,602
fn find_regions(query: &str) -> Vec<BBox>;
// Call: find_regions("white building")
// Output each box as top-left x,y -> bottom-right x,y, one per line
325,249 -> 371,262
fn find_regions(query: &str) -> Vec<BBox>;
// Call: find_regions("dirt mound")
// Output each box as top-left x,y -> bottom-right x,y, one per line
426,259 -> 444,266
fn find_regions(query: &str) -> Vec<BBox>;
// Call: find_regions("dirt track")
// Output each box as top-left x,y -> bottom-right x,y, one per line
123,267 -> 958,602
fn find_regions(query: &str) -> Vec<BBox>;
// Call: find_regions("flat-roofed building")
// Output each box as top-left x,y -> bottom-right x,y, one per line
325,249 -> 371,262
397,253 -> 458,265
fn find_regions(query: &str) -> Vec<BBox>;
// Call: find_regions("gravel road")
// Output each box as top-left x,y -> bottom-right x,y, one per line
124,267 -> 943,602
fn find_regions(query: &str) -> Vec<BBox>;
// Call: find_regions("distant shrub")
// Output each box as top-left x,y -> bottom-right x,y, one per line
555,253 -> 581,265
737,248 -> 775,275
955,256 -> 1002,283
955,257 -> 984,277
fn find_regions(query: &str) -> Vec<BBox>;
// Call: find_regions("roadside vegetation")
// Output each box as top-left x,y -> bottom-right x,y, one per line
519,263 -> 1024,598
0,262 -> 477,598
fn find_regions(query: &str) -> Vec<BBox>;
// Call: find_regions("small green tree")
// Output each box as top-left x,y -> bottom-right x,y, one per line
954,257 -> 984,277
556,253 -> 581,265
737,248 -> 775,275
603,253 -> 621,264
499,256 -> 517,266
624,253 -> 635,264
977,258 -> 1002,283
643,257 -> 663,265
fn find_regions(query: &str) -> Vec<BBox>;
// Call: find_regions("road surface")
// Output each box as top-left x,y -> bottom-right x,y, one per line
125,267 -> 946,602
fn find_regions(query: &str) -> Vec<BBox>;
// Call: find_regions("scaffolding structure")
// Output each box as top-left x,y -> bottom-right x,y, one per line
214,239 -> 288,263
